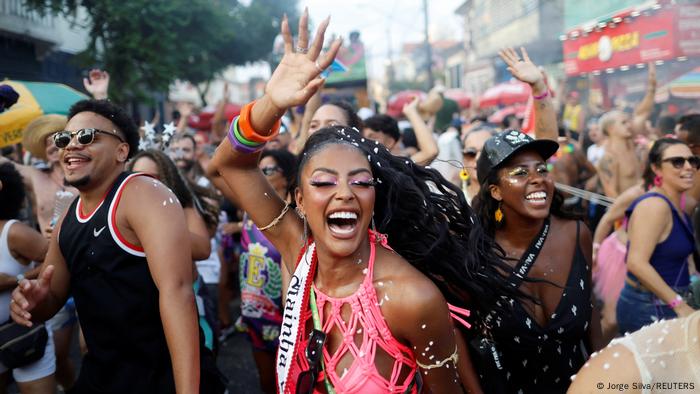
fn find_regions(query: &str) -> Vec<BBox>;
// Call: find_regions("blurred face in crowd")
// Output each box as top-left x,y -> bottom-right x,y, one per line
131,156 -> 160,178
171,137 -> 195,171
462,130 -> 491,184
490,150 -> 554,221
362,127 -> 397,150
587,122 -> 604,144
45,135 -> 60,166
295,143 -> 375,258
309,104 -> 349,135
259,156 -> 288,198
654,143 -> 697,193
567,93 -> 580,106
606,112 -> 632,139
61,112 -> 128,189
267,130 -> 291,150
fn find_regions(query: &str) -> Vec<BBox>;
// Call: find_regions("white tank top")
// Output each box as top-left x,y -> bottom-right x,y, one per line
0,220 -> 29,321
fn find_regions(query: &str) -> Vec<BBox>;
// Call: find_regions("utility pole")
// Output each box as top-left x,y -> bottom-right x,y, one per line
422,0 -> 434,89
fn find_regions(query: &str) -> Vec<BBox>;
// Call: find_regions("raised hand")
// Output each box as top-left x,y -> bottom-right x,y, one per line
647,62 -> 657,89
10,265 -> 54,327
402,96 -> 420,116
176,101 -> 195,119
265,8 -> 342,111
499,47 -> 545,90
83,69 -> 110,100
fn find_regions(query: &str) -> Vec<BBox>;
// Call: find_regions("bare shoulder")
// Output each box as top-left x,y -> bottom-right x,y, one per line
568,344 -> 642,393
630,194 -> 671,217
373,247 -> 448,336
121,175 -> 178,207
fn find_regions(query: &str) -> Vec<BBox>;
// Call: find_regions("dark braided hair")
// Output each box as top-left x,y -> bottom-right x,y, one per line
642,138 -> 687,190
129,149 -> 218,229
297,126 -> 526,329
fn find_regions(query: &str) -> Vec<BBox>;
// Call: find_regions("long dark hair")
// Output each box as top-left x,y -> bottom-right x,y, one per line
297,127 -> 524,328
129,149 -> 219,229
642,138 -> 687,190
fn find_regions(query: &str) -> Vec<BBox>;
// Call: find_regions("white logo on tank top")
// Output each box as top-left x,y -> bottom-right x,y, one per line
93,226 -> 106,237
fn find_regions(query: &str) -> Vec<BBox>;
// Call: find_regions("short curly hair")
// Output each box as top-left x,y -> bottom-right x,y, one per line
0,163 -> 26,220
68,99 -> 139,158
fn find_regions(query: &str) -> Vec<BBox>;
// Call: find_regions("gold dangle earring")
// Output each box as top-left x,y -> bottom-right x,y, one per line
495,202 -> 504,223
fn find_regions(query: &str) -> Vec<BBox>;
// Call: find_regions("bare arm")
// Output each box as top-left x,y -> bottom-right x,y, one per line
626,197 -> 694,316
499,47 -> 557,141
404,97 -> 438,165
184,207 -> 212,261
10,215 -> 71,326
292,88 -> 322,154
597,154 -> 620,198
211,84 -> 230,142
592,185 -> 643,247
632,63 -> 656,136
124,178 -> 199,393
207,10 -> 341,273
393,275 -> 464,393
8,221 -> 48,263
176,102 -> 194,135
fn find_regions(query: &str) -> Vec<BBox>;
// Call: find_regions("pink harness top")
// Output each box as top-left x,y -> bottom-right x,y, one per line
297,231 -> 418,393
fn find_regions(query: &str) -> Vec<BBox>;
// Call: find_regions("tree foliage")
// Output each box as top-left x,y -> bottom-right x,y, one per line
24,0 -> 298,103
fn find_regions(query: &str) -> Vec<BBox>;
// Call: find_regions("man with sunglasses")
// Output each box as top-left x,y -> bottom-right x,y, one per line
10,99 -> 221,393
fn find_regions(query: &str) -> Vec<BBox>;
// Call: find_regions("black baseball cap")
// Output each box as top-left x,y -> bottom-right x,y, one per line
476,130 -> 559,185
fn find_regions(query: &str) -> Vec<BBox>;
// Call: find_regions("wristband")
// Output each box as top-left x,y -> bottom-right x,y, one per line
668,294 -> 683,309
231,117 -> 259,147
16,273 -> 24,284
592,242 -> 601,251
228,118 -> 265,154
238,101 -> 281,144
533,90 -> 549,100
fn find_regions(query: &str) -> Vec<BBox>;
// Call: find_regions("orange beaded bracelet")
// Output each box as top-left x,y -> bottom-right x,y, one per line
237,100 -> 281,144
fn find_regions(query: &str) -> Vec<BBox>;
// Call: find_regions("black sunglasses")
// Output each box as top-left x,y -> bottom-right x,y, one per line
53,128 -> 125,149
261,165 -> 281,176
661,156 -> 700,170
296,329 -> 326,394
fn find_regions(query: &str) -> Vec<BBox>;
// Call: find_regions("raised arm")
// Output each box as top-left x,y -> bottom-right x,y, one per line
632,63 -> 656,136
83,69 -> 110,100
207,10 -> 341,271
211,84 -> 230,142
592,184 -> 643,264
123,177 -> 199,393
404,97 -> 438,165
292,88 -> 322,154
499,47 -> 557,141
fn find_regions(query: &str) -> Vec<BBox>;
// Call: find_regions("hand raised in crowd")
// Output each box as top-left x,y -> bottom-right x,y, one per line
10,265 -> 55,327
265,8 -> 342,111
83,69 -> 110,100
499,47 -> 547,93
176,101 -> 195,119
647,61 -> 657,90
402,95 -> 420,116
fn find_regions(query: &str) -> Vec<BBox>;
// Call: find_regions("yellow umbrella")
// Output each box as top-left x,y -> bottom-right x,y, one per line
0,80 -> 87,148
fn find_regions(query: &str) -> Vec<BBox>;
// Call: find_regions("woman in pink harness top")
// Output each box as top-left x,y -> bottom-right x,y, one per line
208,10 -> 526,393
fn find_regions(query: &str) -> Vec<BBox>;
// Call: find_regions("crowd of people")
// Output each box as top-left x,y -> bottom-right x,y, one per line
1,7 -> 700,394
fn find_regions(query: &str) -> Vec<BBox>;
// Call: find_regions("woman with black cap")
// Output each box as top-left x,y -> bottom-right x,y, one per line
473,130 -> 603,393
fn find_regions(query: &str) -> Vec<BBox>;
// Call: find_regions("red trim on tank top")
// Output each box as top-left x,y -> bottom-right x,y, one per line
77,187 -> 111,220
110,174 -> 145,253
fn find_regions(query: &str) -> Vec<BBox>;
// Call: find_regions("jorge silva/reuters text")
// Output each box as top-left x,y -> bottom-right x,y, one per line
602,382 -> 695,391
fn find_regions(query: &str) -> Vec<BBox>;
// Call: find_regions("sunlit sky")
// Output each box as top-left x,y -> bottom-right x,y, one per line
302,0 -> 465,79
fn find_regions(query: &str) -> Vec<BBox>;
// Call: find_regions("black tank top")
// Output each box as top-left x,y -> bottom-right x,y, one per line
59,172 -> 175,393
490,221 -> 592,393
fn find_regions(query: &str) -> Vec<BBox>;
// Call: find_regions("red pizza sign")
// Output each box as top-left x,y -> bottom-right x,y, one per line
563,7 -> 692,76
